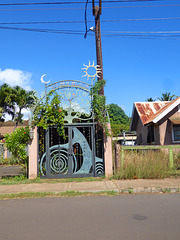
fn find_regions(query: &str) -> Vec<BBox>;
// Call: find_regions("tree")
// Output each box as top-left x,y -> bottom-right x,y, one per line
0,84 -> 37,126
0,84 -> 15,120
158,92 -> 176,101
107,103 -> 130,136
12,85 -> 37,126
145,92 -> 177,102
0,107 -> 4,122
145,97 -> 155,102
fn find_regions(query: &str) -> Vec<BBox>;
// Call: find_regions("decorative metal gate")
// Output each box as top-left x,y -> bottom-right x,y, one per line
38,124 -> 104,178
35,62 -> 105,178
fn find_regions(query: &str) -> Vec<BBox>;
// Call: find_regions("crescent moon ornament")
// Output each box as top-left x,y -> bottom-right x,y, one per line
41,74 -> 50,84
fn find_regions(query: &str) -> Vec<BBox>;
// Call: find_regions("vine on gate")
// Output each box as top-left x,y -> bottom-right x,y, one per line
90,79 -> 110,136
33,91 -> 65,138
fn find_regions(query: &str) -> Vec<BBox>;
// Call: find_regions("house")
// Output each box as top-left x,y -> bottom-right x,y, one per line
130,97 -> 180,145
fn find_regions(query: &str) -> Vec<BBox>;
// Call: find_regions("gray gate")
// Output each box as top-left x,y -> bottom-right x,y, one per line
39,124 -> 104,178
35,76 -> 104,178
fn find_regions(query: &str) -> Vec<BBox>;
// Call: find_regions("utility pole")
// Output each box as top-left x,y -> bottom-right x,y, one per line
92,0 -> 104,95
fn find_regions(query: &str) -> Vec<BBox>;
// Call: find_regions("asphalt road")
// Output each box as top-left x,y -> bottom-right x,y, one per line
0,194 -> 180,240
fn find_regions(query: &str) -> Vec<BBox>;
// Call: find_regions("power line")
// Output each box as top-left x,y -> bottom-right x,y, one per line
0,4 -> 179,11
0,25 -> 84,34
0,17 -> 180,25
0,1 -> 160,6
102,30 -> 180,33
0,25 -> 180,37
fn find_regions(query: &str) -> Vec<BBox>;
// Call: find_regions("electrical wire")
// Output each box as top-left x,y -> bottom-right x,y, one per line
0,4 -> 180,11
0,17 -> 180,25
102,30 -> 180,33
0,0 -> 161,6
0,25 -> 84,34
0,25 -> 180,38
84,0 -> 89,39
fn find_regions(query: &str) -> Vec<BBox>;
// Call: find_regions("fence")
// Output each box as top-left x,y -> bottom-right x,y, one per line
113,144 -> 180,172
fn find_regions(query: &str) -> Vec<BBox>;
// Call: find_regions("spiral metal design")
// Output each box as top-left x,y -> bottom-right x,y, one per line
50,149 -> 68,174
95,162 -> 104,174
39,127 -> 104,176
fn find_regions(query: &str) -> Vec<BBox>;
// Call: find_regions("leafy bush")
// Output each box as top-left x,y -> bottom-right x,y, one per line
0,156 -> 19,165
4,126 -> 30,165
33,91 -> 65,137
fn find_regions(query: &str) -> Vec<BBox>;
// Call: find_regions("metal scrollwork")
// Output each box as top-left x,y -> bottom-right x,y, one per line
40,127 -> 104,176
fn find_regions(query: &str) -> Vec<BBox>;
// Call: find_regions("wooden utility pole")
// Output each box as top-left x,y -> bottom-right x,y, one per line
92,0 -> 104,95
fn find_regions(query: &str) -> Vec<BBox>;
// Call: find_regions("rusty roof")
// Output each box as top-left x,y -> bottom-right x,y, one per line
134,97 -> 180,125
134,101 -> 169,125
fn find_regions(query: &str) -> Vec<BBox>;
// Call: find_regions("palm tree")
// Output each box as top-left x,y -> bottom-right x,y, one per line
0,84 -> 37,127
0,107 -> 4,122
0,84 -> 15,120
158,92 -> 176,101
145,97 -> 155,102
13,85 -> 37,127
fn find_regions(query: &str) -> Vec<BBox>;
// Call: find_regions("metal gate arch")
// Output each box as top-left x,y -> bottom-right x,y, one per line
36,79 -> 104,178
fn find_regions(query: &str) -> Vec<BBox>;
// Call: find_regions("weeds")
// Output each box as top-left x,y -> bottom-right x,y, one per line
113,150 -> 171,180
0,190 -> 119,200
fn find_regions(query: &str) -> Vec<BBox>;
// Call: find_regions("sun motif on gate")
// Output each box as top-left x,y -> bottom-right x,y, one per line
82,61 -> 101,80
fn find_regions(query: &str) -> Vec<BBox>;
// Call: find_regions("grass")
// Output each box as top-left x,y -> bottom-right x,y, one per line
0,190 -> 119,200
113,149 -> 174,180
0,175 -> 104,185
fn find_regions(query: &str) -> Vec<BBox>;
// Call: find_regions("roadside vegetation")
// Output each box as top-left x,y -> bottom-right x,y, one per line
112,149 -> 180,180
0,190 -> 119,200
0,175 -> 104,185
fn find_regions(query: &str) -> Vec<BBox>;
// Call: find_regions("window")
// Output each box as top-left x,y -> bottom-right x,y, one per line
147,125 -> 154,143
172,125 -> 180,142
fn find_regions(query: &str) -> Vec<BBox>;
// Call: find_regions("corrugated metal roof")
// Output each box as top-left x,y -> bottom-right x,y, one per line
134,97 -> 180,125
145,97 -> 180,124
134,101 -> 169,125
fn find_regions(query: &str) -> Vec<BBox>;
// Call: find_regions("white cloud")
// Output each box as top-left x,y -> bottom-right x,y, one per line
21,108 -> 31,120
3,107 -> 31,122
0,68 -> 32,90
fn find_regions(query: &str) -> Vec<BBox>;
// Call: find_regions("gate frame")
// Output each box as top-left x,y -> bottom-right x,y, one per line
28,124 -> 113,179
28,75 -> 113,179
41,123 -> 99,179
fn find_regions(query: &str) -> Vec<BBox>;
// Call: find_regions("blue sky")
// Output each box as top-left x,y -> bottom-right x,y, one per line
0,0 -> 180,117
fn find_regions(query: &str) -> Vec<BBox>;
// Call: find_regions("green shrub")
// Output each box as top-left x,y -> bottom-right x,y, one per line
4,126 -> 30,165
0,156 -> 19,165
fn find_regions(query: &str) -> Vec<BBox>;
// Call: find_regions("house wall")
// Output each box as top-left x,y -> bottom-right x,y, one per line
154,124 -> 160,145
131,102 -> 180,146
159,106 -> 180,145
135,118 -> 146,145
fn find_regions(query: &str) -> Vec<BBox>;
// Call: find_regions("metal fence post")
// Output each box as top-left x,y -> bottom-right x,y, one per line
169,147 -> 174,169
121,147 -> 124,168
